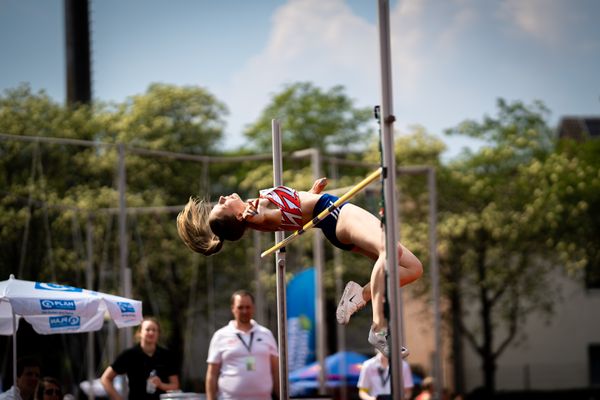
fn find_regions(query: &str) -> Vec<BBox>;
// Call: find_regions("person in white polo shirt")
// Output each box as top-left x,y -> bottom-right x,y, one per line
357,350 -> 413,400
206,290 -> 279,400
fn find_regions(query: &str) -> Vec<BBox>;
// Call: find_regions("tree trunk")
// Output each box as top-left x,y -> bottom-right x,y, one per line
450,262 -> 465,394
477,236 -> 496,393
483,353 -> 497,392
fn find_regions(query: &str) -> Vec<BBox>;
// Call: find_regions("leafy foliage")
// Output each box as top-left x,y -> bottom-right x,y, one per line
100,83 -> 228,153
244,82 -> 374,153
440,99 -> 597,391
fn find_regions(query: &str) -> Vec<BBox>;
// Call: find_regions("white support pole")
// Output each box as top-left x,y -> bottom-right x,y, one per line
330,161 -> 348,400
207,257 -> 215,336
429,167 -> 443,400
377,0 -> 405,398
253,230 -> 266,324
12,311 -> 17,390
86,216 -> 95,400
272,120 -> 289,400
310,149 -> 328,394
117,144 -> 132,350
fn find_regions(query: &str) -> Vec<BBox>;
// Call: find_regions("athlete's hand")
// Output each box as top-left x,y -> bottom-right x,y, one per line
242,199 -> 259,220
309,177 -> 328,194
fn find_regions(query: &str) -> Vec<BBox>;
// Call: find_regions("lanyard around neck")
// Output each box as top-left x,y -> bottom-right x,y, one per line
236,332 -> 254,353
377,366 -> 390,387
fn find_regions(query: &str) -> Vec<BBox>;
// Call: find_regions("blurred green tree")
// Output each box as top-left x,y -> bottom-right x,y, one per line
0,83 -> 232,390
101,82 -> 227,153
441,99 -> 598,393
552,137 -> 600,286
244,82 -> 374,153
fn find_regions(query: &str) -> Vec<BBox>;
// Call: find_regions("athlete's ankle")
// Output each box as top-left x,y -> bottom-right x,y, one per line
371,322 -> 387,332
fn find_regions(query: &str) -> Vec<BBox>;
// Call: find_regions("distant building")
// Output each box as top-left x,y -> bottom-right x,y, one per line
557,117 -> 600,141
463,268 -> 600,391
558,115 -> 600,289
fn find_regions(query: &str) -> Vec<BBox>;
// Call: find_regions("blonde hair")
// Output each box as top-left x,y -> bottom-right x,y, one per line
177,197 -> 224,256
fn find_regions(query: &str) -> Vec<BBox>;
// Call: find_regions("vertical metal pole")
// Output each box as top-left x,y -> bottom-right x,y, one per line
207,257 -> 215,335
204,159 -> 216,336
12,311 -> 17,390
429,168 -> 443,400
272,120 -> 289,400
64,0 -> 92,105
117,144 -> 130,400
377,0 -> 405,398
107,321 -> 116,369
330,162 -> 348,400
311,149 -> 327,394
86,216 -> 95,400
254,230 -> 266,323
117,144 -> 132,350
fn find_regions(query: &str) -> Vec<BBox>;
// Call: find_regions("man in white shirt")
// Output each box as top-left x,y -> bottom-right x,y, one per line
206,290 -> 279,400
0,357 -> 41,400
357,350 -> 413,400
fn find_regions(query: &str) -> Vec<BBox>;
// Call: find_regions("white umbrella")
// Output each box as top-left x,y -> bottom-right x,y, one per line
0,274 -> 143,390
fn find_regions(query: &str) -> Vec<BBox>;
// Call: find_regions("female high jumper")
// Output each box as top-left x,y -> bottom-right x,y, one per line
176,177 -> 422,356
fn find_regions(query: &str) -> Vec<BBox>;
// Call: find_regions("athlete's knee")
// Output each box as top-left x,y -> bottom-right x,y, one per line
398,257 -> 423,284
411,259 -> 424,280
409,258 -> 423,283
397,244 -> 423,279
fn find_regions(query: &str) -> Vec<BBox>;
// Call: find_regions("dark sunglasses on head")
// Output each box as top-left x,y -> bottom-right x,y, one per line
44,388 -> 61,396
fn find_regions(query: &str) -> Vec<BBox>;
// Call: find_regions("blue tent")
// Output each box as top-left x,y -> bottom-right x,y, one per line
289,351 -> 423,396
289,351 -> 368,385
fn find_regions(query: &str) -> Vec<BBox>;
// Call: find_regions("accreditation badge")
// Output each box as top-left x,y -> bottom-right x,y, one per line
245,356 -> 256,371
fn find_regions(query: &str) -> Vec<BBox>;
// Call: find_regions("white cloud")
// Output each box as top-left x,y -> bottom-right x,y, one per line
219,0 -> 443,136
217,0 -> 381,144
498,0 -> 567,46
215,0 -> 500,148
388,0 -> 426,96
436,1 -> 478,51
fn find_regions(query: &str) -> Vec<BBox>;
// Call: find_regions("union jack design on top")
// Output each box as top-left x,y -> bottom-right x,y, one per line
260,186 -> 303,229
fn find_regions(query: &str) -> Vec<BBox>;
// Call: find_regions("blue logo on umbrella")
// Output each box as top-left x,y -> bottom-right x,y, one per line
40,299 -> 76,311
35,282 -> 82,292
49,315 -> 81,329
118,302 -> 135,314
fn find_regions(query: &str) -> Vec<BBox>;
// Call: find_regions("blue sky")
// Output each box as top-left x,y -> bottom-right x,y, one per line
1,0 -> 599,159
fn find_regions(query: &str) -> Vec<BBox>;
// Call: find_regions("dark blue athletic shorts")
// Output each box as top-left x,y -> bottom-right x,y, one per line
313,194 -> 355,251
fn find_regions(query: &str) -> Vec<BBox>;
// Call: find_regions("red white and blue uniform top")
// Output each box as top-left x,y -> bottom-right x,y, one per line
259,186 -> 303,229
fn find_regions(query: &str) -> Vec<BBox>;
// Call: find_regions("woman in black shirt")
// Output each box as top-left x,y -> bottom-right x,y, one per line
101,317 -> 180,399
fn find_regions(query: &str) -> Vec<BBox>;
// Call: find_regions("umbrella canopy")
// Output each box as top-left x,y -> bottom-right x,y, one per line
0,274 -> 143,388
289,351 -> 368,383
0,275 -> 142,334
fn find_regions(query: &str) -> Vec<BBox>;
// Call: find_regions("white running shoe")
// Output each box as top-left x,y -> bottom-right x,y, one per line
336,281 -> 366,324
368,327 -> 410,359
368,326 -> 390,357
369,327 -> 390,357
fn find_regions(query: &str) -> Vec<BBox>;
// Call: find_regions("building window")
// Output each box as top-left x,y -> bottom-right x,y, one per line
590,344 -> 600,386
585,261 -> 600,290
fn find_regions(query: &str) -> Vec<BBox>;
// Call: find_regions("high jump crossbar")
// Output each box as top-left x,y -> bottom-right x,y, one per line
260,167 -> 382,258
